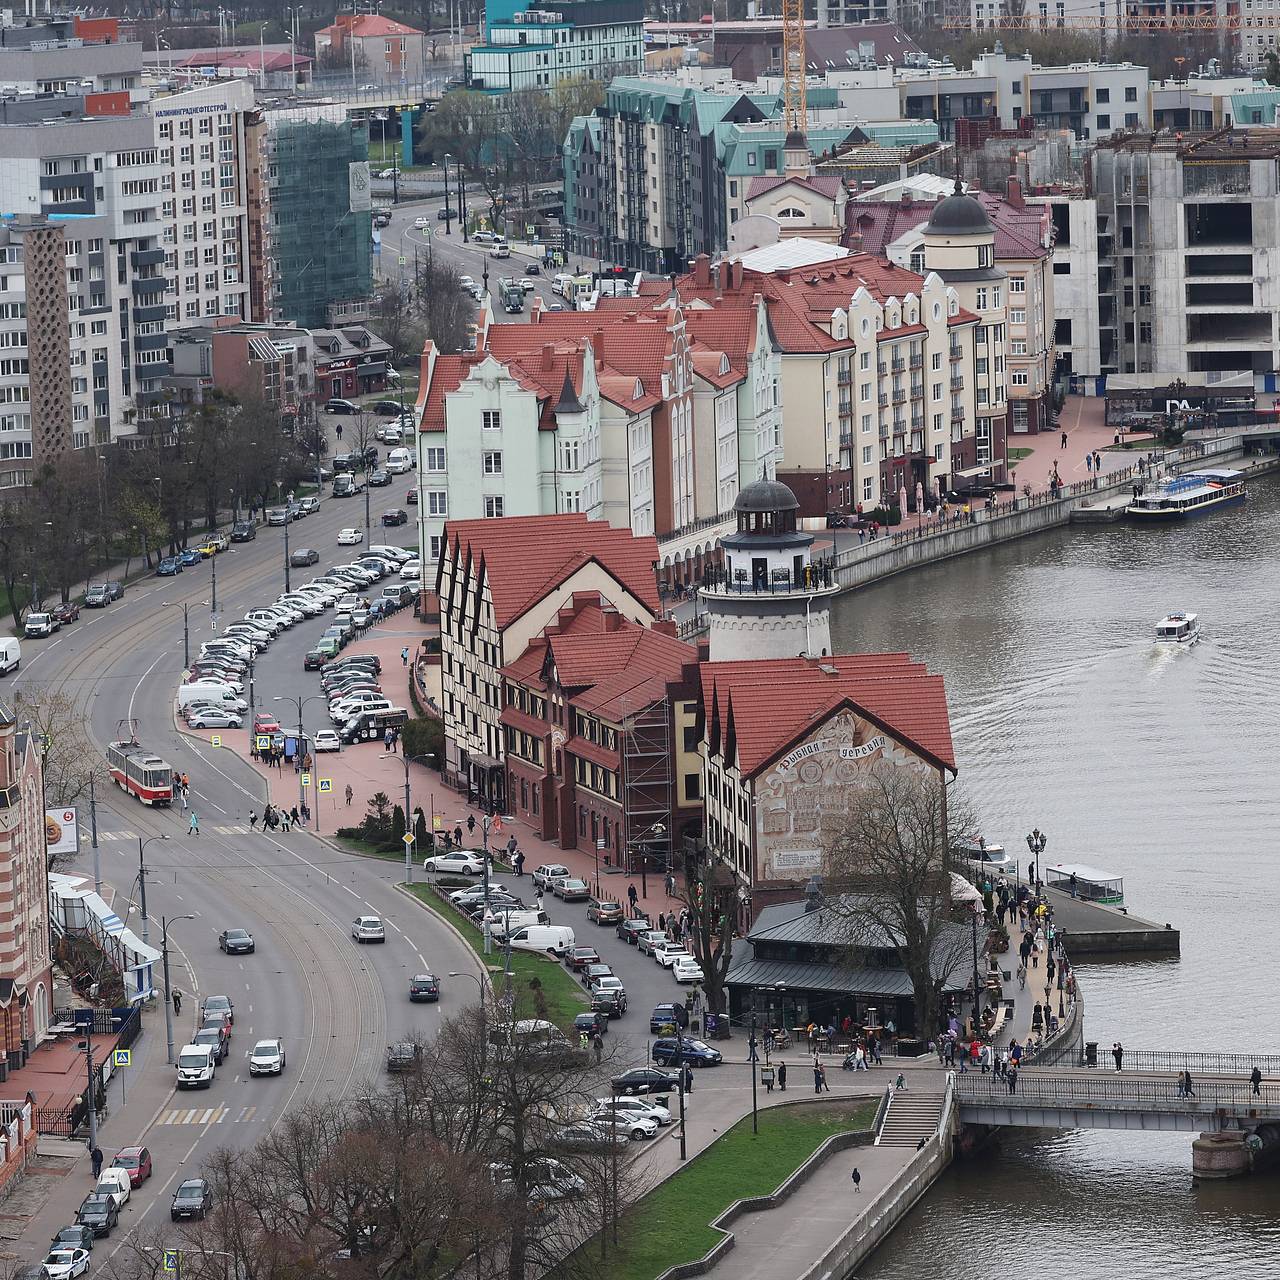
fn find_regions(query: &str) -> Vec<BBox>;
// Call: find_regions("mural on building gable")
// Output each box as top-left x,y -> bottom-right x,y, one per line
754,707 -> 931,882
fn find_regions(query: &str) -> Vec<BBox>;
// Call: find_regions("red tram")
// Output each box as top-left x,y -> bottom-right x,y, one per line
106,740 -> 174,806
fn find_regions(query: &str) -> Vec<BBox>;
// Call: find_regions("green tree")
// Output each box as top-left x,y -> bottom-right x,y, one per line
391,803 -> 407,847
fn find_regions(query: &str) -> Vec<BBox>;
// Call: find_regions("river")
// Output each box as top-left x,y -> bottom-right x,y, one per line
829,474 -> 1280,1277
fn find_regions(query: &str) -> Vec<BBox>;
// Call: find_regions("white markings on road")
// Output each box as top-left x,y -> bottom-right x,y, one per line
127,650 -> 166,725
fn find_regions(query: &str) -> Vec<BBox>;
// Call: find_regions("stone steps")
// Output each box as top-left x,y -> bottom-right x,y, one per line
876,1089 -> 945,1147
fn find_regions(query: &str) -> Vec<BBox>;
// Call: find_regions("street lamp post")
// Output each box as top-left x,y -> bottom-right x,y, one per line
137,835 -> 170,946
1026,827 -> 1047,891
381,751 -> 435,884
275,695 -> 325,822
749,1012 -> 759,1134
629,821 -> 666,901
161,913 -> 194,1064
282,504 -> 292,592
163,599 -> 209,671
970,906 -> 982,1038
448,969 -> 487,1046
443,153 -> 452,236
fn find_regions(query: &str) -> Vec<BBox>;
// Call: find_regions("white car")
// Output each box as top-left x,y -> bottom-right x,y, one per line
279,594 -> 323,617
224,624 -> 272,646
248,1037 -> 286,1076
339,563 -> 379,584
654,941 -> 690,968
187,708 -> 243,729
352,915 -> 385,943
413,215 -> 430,228
519,278 -> 536,292
338,528 -> 364,545
42,1249 -> 90,1280
459,274 -> 475,289
369,544 -> 413,564
594,1095 -> 673,1126
673,956 -> 705,984
330,695 -> 392,723
312,729 -> 341,752
244,611 -> 286,633
400,559 -> 422,580
424,850 -> 485,874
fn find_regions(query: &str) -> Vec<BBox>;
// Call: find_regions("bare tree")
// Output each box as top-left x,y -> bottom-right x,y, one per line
820,763 -> 974,1040
13,685 -> 97,815
678,847 -> 735,1017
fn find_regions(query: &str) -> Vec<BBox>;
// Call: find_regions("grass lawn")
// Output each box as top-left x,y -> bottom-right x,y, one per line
334,834 -> 408,862
1007,446 -> 1034,463
592,1100 -> 878,1279
405,884 -> 587,1030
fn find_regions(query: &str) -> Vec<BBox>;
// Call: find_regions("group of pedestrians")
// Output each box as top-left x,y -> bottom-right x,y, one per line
247,803 -> 303,832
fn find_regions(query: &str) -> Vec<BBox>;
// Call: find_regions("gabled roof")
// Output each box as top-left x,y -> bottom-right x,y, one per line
700,655 -> 956,777
444,516 -> 661,630
746,173 -> 845,202
848,189 -> 1051,261
320,13 -> 424,38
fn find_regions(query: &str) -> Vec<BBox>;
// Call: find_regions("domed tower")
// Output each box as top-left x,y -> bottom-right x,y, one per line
701,479 -> 839,662
921,179 -> 997,276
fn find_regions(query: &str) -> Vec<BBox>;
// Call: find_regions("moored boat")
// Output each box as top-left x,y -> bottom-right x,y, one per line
1155,611 -> 1200,645
1126,469 -> 1246,520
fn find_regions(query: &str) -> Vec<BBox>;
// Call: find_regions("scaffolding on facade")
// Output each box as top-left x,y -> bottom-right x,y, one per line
620,695 -> 675,878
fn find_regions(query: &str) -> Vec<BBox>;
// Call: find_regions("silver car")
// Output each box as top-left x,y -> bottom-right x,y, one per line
248,1038 -> 285,1075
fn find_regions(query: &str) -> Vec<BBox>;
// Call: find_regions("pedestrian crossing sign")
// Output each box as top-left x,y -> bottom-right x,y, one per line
318,778 -> 333,793
300,772 -> 311,787
210,735 -> 222,748
113,1049 -> 131,1067
163,1252 -> 179,1273
256,735 -> 272,750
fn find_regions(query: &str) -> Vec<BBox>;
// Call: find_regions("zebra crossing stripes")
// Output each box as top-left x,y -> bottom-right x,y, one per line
212,824 -> 251,835
157,1104 -> 259,1126
88,829 -> 139,842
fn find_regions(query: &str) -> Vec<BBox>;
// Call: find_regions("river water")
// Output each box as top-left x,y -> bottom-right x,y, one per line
830,475 -> 1280,1277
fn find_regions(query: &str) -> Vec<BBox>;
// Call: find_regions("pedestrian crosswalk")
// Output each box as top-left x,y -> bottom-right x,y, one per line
157,1104 -> 260,1126
89,829 -> 139,842
212,824 -> 252,835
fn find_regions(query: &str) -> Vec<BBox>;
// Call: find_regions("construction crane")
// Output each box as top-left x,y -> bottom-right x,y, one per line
945,11 -> 1280,25
782,0 -> 807,134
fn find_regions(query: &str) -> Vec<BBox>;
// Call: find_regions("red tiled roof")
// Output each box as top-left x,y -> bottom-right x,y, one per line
746,173 -> 845,202
444,516 -> 661,630
499,704 -> 547,737
320,13 -> 424,37
690,348 -> 742,389
566,734 -> 619,770
418,353 -> 471,432
176,49 -> 314,70
700,654 -> 956,776
847,191 -> 1051,262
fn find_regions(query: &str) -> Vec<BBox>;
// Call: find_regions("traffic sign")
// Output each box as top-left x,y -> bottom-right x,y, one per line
318,778 -> 333,793
402,833 -> 415,847
300,772 -> 312,787
256,734 -> 272,750
113,1049 -> 131,1067
163,1251 -> 180,1273
210,734 -> 222,748
398,254 -> 406,266
432,813 -> 442,830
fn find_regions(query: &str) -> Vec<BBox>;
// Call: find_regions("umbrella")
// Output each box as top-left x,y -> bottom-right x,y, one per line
899,485 -> 908,517
915,481 -> 924,513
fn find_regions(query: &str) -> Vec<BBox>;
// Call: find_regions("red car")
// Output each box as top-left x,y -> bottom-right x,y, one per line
51,601 -> 80,625
111,1145 -> 152,1188
252,713 -> 281,734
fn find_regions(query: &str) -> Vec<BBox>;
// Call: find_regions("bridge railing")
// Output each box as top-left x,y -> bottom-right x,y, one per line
1070,1048 -> 1280,1076
957,1073 -> 1280,1110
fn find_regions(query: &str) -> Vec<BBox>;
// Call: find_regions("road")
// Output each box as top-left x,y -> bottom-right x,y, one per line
8,417 -> 716,1265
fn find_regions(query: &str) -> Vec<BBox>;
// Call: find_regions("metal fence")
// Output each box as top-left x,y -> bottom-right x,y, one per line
956,1072 -> 1280,1110
1072,1048 -> 1280,1076
35,1096 -> 87,1138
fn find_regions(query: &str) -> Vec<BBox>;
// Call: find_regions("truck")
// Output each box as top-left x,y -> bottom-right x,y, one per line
499,279 -> 524,314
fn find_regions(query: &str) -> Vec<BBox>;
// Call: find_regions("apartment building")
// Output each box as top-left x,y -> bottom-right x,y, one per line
849,178 -> 1055,435
413,294 -> 782,581
167,321 -> 313,420
153,79 -> 255,326
502,593 -> 702,863
671,246 -> 983,516
710,21 -> 923,81
314,13 -> 430,83
1035,129 -> 1280,382
435,514 -> 661,807
468,0 -> 643,93
698,653 -> 955,910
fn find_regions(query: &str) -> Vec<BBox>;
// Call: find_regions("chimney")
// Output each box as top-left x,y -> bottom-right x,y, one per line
651,618 -> 677,637
849,230 -> 864,252
594,325 -> 605,362
1006,175 -> 1024,209
541,343 -> 554,370
730,259 -> 744,290
694,253 -> 711,288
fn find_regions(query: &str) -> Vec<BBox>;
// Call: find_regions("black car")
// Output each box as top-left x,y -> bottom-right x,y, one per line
382,508 -> 408,526
408,973 -> 439,1002
650,1003 -> 684,1035
304,649 -> 329,671
372,399 -> 403,415
230,520 -> 257,542
219,928 -> 254,954
76,1196 -> 118,1237
611,1067 -> 679,1096
386,1041 -> 421,1072
171,1178 -> 212,1221
83,585 -> 110,608
106,581 -> 125,601
617,918 -> 651,945
406,488 -> 418,505
590,988 -> 627,1019
51,1225 -> 94,1253
651,1037 -> 722,1067
289,547 -> 320,567
192,1026 -> 227,1063
368,469 -> 392,487
574,1011 -> 609,1038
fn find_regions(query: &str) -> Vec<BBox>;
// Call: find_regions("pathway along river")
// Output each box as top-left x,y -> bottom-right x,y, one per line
833,474 -> 1280,1276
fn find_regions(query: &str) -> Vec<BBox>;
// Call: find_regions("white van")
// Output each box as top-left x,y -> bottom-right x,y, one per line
385,447 -> 415,474
487,909 -> 550,937
0,637 -> 19,675
552,273 -> 573,297
93,1168 -> 132,1208
506,924 -> 575,956
488,1018 -> 572,1054
177,682 -> 244,711
176,1043 -> 216,1088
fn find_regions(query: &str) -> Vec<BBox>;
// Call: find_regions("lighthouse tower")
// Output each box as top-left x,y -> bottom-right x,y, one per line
701,480 -> 839,662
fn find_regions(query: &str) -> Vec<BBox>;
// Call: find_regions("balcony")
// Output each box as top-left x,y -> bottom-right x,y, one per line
877,363 -> 887,375
837,369 -> 852,386
891,359 -> 905,373
949,347 -> 963,362
951,412 -> 965,428
909,355 -> 924,370
878,394 -> 889,408
950,377 -> 964,391
838,399 -> 852,416
892,390 -> 906,405
911,383 -> 924,399
911,416 -> 924,431
879,423 -> 890,439
703,561 -> 837,598
132,276 -> 166,297
130,248 -> 166,269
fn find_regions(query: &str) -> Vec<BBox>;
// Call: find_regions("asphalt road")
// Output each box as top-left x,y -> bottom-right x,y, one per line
9,428 -> 711,1261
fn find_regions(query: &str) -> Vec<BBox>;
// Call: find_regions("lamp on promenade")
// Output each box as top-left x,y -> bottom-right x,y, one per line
1025,827 -> 1047,890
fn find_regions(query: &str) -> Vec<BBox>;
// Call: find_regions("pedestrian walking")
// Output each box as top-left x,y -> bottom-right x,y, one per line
1094,450 -> 1102,472
384,727 -> 396,753
1060,430 -> 1068,449
401,646 -> 410,667
682,1064 -> 693,1095
535,891 -> 544,916
514,850 -> 525,876
627,883 -> 638,911
188,812 -> 199,836
1252,1066 -> 1263,1097
249,811 -> 258,830
664,872 -> 676,897
172,989 -> 182,1016
593,1031 -> 603,1065
894,1072 -> 908,1092
290,806 -> 301,828
1183,1068 -> 1195,1098
91,1146 -> 104,1179
777,1061 -> 787,1091
1112,1041 -> 1124,1072
851,1166 -> 862,1194
506,834 -> 517,862
180,780 -> 188,811
467,814 -> 476,836
454,824 -> 463,847
345,783 -> 354,807
280,811 -> 290,832
1085,451 -> 1093,473
1007,1066 -> 1018,1095
813,1063 -> 823,1094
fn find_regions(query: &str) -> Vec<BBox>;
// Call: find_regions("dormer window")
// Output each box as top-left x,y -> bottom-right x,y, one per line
977,244 -> 993,268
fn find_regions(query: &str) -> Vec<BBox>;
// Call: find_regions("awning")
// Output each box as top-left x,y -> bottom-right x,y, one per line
953,461 -> 1004,478
725,956 -> 965,998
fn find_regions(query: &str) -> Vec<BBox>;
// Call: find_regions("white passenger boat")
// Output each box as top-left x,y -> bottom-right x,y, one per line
1155,611 -> 1200,646
1126,469 -> 1246,520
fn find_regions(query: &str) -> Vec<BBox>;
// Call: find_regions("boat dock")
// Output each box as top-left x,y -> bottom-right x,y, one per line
1046,887 -> 1180,957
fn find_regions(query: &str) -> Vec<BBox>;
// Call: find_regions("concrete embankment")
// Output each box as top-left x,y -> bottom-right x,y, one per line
1047,886 -> 1180,957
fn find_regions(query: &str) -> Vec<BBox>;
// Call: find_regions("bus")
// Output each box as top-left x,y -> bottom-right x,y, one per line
106,740 -> 175,806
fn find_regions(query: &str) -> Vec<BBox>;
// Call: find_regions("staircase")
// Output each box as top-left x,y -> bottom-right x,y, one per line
875,1089 -> 945,1147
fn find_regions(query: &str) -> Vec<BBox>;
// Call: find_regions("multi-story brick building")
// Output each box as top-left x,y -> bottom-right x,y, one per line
436,515 -> 661,808
314,13 -> 430,84
502,593 -> 702,871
